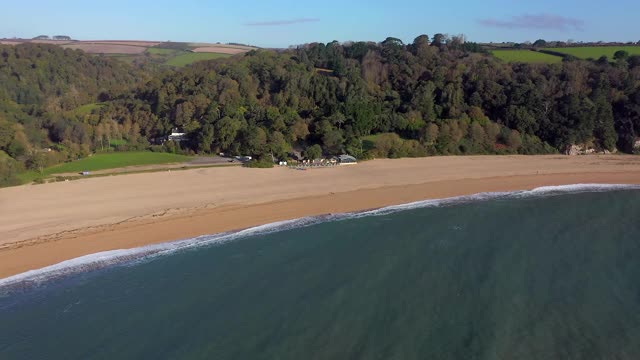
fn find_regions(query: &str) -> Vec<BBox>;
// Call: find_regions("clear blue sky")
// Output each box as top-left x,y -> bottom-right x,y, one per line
2,0 -> 639,47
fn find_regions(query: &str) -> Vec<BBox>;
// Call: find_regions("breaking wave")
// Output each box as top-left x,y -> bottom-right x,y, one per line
1,183 -> 638,293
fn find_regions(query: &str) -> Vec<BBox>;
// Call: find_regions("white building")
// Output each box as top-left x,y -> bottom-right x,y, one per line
338,154 -> 357,165
168,128 -> 187,142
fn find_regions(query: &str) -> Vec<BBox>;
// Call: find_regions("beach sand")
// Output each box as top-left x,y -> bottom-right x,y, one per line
1,155 -> 640,278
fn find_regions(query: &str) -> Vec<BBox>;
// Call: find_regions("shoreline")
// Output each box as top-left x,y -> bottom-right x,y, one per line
2,155 -> 640,279
1,181 -> 638,288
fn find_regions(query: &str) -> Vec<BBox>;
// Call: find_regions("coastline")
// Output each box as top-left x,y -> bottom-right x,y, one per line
2,155 -> 640,279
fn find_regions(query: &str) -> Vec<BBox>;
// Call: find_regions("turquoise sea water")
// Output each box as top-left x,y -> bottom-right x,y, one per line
1,186 -> 640,359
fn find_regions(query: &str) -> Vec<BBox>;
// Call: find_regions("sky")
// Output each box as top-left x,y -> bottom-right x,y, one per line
2,0 -> 639,48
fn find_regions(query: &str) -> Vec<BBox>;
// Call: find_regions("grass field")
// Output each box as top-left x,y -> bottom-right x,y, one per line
491,50 -> 563,64
146,47 -> 180,55
44,152 -> 192,175
545,46 -> 640,59
72,103 -> 107,116
164,52 -> 232,67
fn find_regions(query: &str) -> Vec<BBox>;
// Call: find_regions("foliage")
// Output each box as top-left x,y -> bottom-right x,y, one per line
0,151 -> 23,187
303,144 -> 323,160
243,158 -> 274,168
2,37 -> 640,187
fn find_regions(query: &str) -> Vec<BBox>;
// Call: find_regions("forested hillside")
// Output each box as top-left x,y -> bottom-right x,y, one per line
1,36 -> 640,186
0,44 -> 148,185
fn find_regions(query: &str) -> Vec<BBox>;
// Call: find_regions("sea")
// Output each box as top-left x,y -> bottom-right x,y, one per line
1,185 -> 640,360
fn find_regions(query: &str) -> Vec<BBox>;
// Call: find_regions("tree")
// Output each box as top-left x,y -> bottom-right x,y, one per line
423,123 -> 439,145
431,33 -> 446,47
594,95 -> 617,151
593,75 -> 618,151
26,152 -> 47,173
196,124 -> 215,153
215,116 -> 242,150
411,35 -> 430,54
322,129 -> 345,155
268,131 -> 290,160
303,144 -> 322,160
0,120 -> 14,151
469,122 -> 488,149
614,50 -> 629,60
532,39 -> 547,47
290,120 -> 310,143
506,130 -> 523,150
244,127 -> 268,156
0,156 -> 22,187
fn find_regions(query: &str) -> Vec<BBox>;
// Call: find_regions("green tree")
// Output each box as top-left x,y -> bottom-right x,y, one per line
303,144 -> 323,160
0,119 -> 15,150
322,129 -> 345,155
614,50 -> 629,60
532,39 -> 547,47
215,116 -> 242,150
244,127 -> 268,156
268,131 -> 290,160
197,124 -> 215,153
593,75 -> 618,151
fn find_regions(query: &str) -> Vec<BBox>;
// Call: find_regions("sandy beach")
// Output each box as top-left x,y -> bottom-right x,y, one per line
1,155 -> 640,278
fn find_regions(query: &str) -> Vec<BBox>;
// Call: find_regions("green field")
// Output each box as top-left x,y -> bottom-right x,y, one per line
72,102 -> 107,115
44,152 -> 192,175
98,44 -> 237,67
146,47 -> 179,55
491,50 -> 563,64
545,46 -> 640,59
104,54 -> 141,65
165,52 -> 231,67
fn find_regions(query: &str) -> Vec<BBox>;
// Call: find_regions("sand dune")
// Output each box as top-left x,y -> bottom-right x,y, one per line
1,155 -> 640,278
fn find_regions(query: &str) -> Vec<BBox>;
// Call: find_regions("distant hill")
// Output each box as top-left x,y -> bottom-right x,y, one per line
0,38 -> 259,67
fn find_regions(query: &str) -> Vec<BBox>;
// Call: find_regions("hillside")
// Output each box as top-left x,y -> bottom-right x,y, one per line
1,36 -> 640,187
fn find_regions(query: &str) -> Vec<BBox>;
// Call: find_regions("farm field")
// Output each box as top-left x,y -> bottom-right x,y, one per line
62,43 -> 147,54
41,152 -> 192,177
0,39 -> 256,67
165,52 -> 232,67
545,46 -> 640,59
490,50 -> 563,63
146,47 -> 179,55
192,46 -> 250,55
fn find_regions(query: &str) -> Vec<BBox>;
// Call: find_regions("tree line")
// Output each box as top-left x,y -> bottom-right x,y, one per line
1,36 -> 639,186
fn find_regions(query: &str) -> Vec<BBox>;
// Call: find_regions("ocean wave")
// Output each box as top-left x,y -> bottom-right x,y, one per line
1,183 -> 638,292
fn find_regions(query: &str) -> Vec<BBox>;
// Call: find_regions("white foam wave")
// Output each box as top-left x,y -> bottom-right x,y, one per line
1,183 -> 638,292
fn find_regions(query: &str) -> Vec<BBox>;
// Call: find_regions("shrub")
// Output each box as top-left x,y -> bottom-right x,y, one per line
244,159 -> 274,168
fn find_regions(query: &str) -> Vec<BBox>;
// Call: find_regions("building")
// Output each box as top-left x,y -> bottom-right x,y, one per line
168,128 -> 187,142
337,154 -> 357,165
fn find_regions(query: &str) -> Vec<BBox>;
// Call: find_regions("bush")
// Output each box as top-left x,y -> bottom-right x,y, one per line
0,158 -> 22,187
244,159 -> 274,168
149,145 -> 165,152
